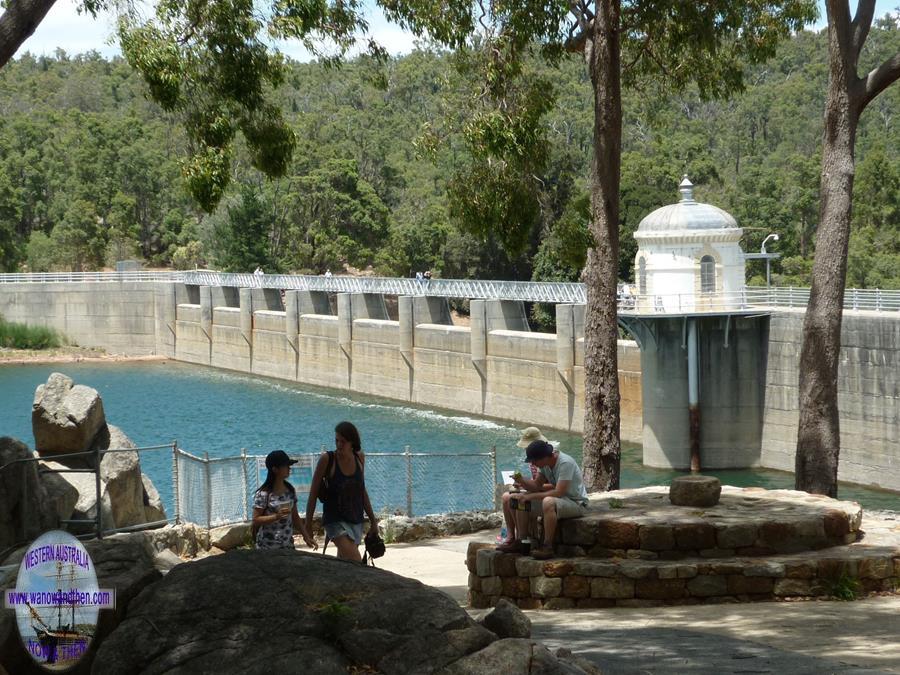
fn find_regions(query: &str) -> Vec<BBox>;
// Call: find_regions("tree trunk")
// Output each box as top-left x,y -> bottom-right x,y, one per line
795,5 -> 859,497
582,0 -> 622,492
0,0 -> 58,69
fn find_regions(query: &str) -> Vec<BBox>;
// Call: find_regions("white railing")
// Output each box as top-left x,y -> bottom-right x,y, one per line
1,271 -> 899,313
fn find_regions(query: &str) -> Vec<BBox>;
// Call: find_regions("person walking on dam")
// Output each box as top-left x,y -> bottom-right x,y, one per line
307,421 -> 379,563
497,439 -> 588,560
253,450 -> 318,550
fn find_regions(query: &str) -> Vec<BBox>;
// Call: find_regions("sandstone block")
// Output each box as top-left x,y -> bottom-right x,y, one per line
727,575 -> 774,595
639,524 -> 675,551
716,523 -> 757,549
774,579 -> 815,597
669,475 -> 721,507
469,573 -> 481,592
501,577 -> 530,598
542,561 -> 574,578
494,553 -> 519,577
591,577 -> 634,599
819,559 -> 858,579
517,598 -> 542,610
699,548 -> 735,558
677,564 -> 698,579
674,523 -> 716,550
596,520 -> 640,549
657,564 -> 679,580
635,579 -> 685,600
562,575 -> 590,599
530,576 -> 562,598
587,546 -> 622,558
620,563 -> 656,580
615,599 -> 656,608
559,518 -> 597,547
743,562 -> 785,578
859,557 -> 893,579
476,549 -> 497,577
572,560 -> 617,577
686,575 -> 727,597
469,591 -> 491,609
467,542 -> 494,573
209,523 -> 250,551
784,562 -> 817,579
480,576 -> 502,596
515,558 -> 545,577
543,598 -> 576,610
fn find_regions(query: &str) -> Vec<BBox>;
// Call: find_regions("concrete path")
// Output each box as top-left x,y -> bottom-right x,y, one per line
375,532 -> 900,674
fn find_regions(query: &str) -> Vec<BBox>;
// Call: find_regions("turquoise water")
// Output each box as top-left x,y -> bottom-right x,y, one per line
1,361 -> 898,515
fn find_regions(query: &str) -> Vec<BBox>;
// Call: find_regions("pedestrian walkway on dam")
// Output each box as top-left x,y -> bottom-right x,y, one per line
375,532 -> 900,674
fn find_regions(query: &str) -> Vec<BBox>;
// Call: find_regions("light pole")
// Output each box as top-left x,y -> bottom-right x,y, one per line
761,233 -> 779,288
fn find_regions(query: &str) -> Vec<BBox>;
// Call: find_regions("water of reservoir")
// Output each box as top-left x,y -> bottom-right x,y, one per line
1,361 -> 898,516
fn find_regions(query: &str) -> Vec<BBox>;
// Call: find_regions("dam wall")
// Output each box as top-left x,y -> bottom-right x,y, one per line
2,281 -> 898,490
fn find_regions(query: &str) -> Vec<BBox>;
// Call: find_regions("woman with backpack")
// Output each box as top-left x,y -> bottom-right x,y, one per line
306,421 -> 378,562
253,450 -> 318,550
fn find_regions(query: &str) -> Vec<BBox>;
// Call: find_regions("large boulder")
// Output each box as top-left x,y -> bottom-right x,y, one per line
32,373 -> 106,456
96,425 -> 145,528
437,638 -> 594,674
0,437 -> 55,552
208,522 -> 250,551
93,550 -> 499,674
480,598 -> 531,638
40,460 -> 115,535
38,466 -> 80,522
141,473 -> 167,524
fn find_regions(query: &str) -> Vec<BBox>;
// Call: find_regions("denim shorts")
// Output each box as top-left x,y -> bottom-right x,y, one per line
325,520 -> 364,545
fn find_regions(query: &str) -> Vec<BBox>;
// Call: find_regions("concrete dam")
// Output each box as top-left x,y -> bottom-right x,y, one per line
0,275 -> 897,492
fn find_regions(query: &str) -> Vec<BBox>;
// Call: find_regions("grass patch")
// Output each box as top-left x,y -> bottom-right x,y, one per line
0,315 -> 63,350
608,498 -> 625,509
823,572 -> 861,600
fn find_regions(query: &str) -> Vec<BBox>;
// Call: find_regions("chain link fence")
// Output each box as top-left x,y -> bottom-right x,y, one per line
173,446 -> 497,529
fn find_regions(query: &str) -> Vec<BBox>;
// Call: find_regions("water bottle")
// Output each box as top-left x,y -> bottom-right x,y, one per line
497,526 -> 508,544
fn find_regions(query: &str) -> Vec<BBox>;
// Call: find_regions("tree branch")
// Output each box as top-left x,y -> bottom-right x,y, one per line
0,0 -> 58,69
861,51 -> 900,111
850,0 -> 876,60
564,21 -> 593,53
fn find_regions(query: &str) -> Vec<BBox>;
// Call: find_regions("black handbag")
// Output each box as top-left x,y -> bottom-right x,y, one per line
362,529 -> 386,566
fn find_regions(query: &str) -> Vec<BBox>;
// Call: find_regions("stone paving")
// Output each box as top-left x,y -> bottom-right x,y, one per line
468,487 -> 900,609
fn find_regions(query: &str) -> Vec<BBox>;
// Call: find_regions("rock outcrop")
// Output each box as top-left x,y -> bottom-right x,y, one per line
92,550 -> 596,674
32,373 -> 106,456
26,373 -> 168,534
479,598 -> 531,639
0,437 -> 56,552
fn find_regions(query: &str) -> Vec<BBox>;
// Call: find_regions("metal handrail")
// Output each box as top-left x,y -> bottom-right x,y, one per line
2,271 -> 899,312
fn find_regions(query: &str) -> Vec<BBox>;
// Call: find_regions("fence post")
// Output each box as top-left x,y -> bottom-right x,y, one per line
172,444 -> 180,525
204,451 -> 212,532
490,446 -> 498,511
95,444 -> 103,539
241,448 -> 248,523
405,445 -> 413,517
876,288 -> 882,312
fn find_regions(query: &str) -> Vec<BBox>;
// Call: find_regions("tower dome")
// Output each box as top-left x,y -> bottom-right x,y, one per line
635,176 -> 739,240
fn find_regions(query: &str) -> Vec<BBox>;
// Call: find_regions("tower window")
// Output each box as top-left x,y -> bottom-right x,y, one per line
638,258 -> 647,295
700,255 -> 716,293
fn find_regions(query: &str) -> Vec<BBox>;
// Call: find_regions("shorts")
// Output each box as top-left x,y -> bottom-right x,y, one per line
325,520 -> 364,545
552,496 -> 589,520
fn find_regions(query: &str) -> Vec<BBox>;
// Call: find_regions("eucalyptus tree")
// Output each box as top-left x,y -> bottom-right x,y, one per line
796,5 -> 900,497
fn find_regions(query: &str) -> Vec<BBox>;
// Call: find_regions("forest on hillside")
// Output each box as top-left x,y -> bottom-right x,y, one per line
0,18 -> 897,291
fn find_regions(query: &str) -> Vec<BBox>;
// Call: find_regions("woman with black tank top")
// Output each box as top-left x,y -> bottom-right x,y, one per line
306,421 -> 378,562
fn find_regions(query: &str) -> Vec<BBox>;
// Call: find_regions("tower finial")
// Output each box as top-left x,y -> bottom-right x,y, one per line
679,174 -> 694,203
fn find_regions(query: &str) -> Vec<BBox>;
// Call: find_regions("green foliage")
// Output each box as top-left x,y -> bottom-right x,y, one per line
0,315 -> 63,349
823,572 -> 860,601
211,186 -> 272,272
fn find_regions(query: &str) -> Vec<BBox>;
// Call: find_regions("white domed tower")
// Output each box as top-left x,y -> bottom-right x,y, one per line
633,176 -> 745,313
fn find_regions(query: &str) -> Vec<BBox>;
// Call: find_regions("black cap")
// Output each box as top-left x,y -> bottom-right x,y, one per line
265,450 -> 297,469
524,439 -> 554,462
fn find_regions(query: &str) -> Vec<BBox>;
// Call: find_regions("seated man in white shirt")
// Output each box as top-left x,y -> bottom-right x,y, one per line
497,439 -> 589,560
